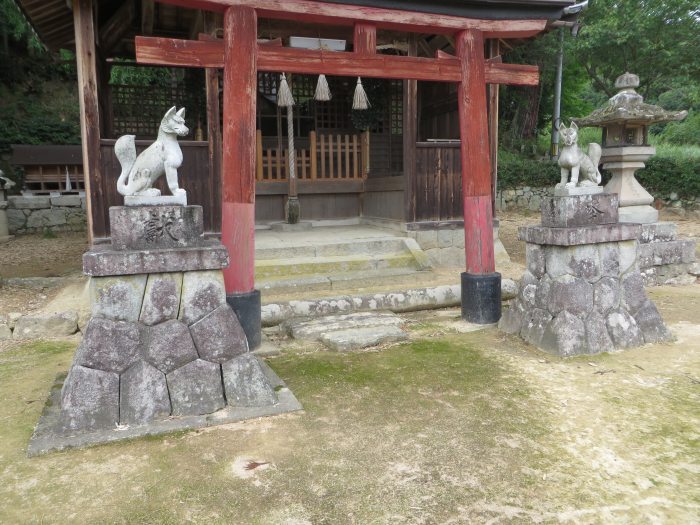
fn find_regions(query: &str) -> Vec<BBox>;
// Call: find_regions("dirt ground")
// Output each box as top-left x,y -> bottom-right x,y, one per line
0,212 -> 699,523
0,284 -> 698,524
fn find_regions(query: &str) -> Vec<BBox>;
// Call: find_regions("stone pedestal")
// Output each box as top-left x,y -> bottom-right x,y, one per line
499,193 -> 672,356
30,205 -> 300,454
602,146 -> 658,224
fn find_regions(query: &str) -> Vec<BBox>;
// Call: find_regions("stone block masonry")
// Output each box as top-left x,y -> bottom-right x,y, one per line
59,267 -> 277,431
39,204 -> 293,446
6,195 -> 86,234
500,193 -> 673,356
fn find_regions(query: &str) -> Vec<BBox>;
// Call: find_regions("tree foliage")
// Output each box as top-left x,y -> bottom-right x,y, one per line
573,0 -> 700,100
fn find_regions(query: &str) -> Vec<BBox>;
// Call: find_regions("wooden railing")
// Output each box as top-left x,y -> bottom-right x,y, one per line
256,130 -> 369,181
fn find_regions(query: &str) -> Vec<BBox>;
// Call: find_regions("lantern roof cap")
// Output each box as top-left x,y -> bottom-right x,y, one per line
575,73 -> 687,128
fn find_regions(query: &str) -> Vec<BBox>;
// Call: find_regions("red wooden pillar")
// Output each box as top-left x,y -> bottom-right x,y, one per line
221,5 -> 257,293
456,29 -> 494,273
455,29 -> 501,323
221,5 -> 262,347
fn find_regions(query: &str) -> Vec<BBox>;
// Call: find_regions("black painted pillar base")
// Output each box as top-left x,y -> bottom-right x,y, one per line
226,289 -> 262,349
461,272 -> 501,324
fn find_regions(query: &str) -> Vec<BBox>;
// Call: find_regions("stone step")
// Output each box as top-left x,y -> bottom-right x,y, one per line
283,312 -> 410,352
320,325 -> 409,352
255,237 -> 409,260
283,311 -> 405,340
255,252 -> 420,279
257,267 -> 425,294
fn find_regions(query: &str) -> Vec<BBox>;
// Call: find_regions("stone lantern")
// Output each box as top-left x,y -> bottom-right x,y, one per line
0,170 -> 15,243
575,72 -> 687,223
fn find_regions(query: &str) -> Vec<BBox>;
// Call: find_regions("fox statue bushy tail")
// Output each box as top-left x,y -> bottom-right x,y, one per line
115,134 -> 138,196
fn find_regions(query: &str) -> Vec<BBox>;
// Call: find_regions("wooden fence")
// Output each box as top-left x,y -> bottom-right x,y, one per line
256,130 -> 369,181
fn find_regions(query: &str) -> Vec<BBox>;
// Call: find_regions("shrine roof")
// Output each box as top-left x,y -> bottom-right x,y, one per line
16,0 -> 580,52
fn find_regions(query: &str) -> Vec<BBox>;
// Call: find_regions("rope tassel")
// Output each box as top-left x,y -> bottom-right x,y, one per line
352,77 -> 370,110
277,73 -> 295,107
314,74 -> 331,101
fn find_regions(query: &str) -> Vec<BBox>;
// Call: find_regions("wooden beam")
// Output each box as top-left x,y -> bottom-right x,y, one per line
73,0 -> 101,244
456,29 -> 494,274
135,36 -> 540,86
220,5 -> 257,294
151,0 -> 547,38
403,34 -> 418,223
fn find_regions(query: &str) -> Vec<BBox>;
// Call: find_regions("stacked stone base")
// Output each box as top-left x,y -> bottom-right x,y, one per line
637,222 -> 698,285
31,204 -> 294,450
500,193 -> 673,356
60,269 -> 277,432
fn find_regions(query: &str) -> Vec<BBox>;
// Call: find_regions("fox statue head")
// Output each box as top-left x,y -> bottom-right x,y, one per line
558,121 -> 579,147
161,106 -> 189,137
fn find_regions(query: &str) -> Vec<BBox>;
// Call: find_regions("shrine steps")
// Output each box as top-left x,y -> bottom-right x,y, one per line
254,227 -> 432,295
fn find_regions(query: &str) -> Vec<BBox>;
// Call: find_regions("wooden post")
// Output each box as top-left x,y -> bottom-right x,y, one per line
456,29 -> 500,323
309,130 -> 317,179
205,31 -> 222,231
487,39 -> 500,216
221,5 -> 257,294
403,34 -> 418,222
256,130 -> 263,181
73,0 -> 101,245
456,29 -> 494,275
353,23 -> 376,54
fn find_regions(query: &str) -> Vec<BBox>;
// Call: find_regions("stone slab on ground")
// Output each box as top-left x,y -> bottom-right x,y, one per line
28,359 -> 302,456
319,325 -> 409,352
83,242 -> 229,277
12,312 -> 78,339
283,312 -> 404,339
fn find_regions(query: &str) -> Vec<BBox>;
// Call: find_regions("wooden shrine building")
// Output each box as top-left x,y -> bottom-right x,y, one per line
17,0 -> 581,331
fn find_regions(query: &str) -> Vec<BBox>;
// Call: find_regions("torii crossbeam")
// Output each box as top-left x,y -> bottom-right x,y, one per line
134,0 -> 545,344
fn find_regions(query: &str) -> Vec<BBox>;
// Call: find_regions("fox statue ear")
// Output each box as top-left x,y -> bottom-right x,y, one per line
571,121 -> 579,131
558,121 -> 566,132
176,107 -> 186,118
164,106 -> 177,119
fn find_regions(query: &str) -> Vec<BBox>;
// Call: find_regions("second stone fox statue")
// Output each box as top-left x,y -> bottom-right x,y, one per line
115,106 -> 189,200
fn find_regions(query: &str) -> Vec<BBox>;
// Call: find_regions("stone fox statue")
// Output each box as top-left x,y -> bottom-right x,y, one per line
557,121 -> 602,188
115,106 -> 189,197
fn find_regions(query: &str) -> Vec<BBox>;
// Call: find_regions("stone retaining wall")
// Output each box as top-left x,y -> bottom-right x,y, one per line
6,195 -> 87,234
496,186 -> 699,214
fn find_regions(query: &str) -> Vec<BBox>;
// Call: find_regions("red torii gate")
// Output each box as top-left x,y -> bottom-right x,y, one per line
134,0 -> 544,343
